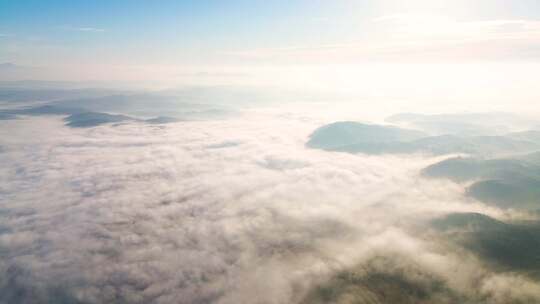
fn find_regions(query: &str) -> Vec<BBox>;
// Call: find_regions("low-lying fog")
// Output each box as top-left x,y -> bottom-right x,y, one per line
1,85 -> 540,304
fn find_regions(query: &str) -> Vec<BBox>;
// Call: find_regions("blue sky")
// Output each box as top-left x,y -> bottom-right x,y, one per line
0,1 -> 372,65
1,0 -> 540,82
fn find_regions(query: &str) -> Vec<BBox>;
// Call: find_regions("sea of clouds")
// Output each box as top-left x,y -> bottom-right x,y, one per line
1,107 -> 539,303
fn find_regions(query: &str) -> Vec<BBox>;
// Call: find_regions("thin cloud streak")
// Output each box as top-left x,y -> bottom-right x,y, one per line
228,16 -> 540,63
61,26 -> 106,33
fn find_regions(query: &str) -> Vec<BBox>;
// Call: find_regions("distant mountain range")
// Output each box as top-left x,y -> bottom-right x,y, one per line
423,152 -> 540,210
0,90 -> 234,127
307,121 -> 540,156
386,112 -> 534,136
0,63 -> 45,81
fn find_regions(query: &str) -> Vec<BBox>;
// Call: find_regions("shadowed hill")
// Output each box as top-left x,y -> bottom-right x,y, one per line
307,121 -> 540,156
63,112 -> 136,128
432,213 -> 540,278
385,112 -> 533,136
300,256 -> 466,304
423,154 -> 540,210
306,121 -> 427,150
467,178 -> 540,210
64,112 -> 182,128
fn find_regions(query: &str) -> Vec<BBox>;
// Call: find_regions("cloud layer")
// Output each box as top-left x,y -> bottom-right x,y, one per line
0,109 -> 539,303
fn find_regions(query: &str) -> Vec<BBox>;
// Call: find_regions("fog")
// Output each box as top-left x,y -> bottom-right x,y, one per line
3,62 -> 540,116
1,85 -> 540,303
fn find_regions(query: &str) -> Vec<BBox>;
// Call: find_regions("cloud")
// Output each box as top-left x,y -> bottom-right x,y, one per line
228,16 -> 540,63
374,14 -> 540,36
62,26 -> 105,33
0,108 -> 539,303
76,27 -> 105,32
373,14 -> 540,56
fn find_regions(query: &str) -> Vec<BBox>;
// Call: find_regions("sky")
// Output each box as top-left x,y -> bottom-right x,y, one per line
1,0 -> 540,114
2,0 -> 540,67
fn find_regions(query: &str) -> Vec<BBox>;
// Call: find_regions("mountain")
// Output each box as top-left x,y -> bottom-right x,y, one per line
0,88 -> 123,103
0,100 -> 184,128
306,121 -> 428,150
0,92 -> 235,121
422,157 -> 533,182
301,255 -> 465,304
6,105 -> 87,115
397,134 -> 539,156
63,112 -> 136,128
145,116 -> 181,124
467,178 -> 540,210
0,63 -> 43,81
423,153 -> 540,210
505,130 -> 540,143
385,112 -> 532,136
521,151 -> 540,165
307,121 -> 540,156
432,213 -> 540,277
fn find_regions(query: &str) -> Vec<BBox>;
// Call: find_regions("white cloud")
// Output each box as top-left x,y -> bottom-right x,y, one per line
0,110 -> 538,303
61,26 -> 105,33
229,16 -> 540,63
375,14 -> 540,47
76,27 -> 105,32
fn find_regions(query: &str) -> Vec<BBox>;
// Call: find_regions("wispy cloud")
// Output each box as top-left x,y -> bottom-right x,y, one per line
228,16 -> 540,63
75,27 -> 105,32
61,26 -> 105,33
374,14 -> 540,41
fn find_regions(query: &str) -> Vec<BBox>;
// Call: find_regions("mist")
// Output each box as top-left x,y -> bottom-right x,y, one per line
2,84 -> 540,303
